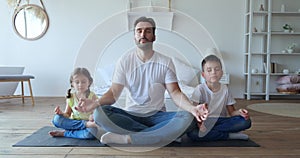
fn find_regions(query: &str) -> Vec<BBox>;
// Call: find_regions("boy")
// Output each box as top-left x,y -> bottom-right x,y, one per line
187,54 -> 251,141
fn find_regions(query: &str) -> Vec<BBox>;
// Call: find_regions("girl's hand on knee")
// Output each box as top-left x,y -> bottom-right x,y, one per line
54,106 -> 63,115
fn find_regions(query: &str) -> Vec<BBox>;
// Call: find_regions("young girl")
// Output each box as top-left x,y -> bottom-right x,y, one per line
187,54 -> 251,141
49,67 -> 99,139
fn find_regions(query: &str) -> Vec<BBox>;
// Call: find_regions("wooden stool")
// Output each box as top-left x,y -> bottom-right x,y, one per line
0,75 -> 35,106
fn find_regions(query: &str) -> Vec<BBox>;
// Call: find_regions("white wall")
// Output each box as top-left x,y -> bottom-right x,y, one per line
171,0 -> 246,98
0,0 -> 246,98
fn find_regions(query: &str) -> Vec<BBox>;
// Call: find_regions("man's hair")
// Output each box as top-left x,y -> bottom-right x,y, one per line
201,54 -> 222,71
134,16 -> 156,35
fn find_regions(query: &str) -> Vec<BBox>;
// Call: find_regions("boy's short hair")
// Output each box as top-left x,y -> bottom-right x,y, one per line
134,16 -> 156,35
201,55 -> 222,71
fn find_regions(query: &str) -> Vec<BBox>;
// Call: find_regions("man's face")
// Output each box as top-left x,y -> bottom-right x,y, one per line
134,22 -> 156,49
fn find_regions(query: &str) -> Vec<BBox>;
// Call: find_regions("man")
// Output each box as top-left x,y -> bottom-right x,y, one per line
76,16 -> 208,145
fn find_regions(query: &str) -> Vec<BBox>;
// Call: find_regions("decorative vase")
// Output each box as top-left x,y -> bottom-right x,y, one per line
148,1 -> 153,12
283,69 -> 289,74
287,49 -> 294,54
127,0 -> 132,11
251,68 -> 258,74
259,4 -> 264,11
281,4 -> 285,12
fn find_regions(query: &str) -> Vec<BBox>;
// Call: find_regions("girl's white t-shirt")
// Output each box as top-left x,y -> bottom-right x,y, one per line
112,51 -> 177,114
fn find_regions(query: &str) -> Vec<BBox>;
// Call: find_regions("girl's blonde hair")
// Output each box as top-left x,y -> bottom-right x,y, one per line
66,67 -> 93,98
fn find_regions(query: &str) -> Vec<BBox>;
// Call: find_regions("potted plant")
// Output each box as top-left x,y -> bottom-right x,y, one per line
283,24 -> 293,33
286,43 -> 297,53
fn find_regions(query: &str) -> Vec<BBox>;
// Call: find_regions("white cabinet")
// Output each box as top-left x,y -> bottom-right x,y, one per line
244,0 -> 300,100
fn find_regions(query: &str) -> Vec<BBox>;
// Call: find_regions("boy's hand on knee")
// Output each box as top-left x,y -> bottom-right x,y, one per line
239,108 -> 250,120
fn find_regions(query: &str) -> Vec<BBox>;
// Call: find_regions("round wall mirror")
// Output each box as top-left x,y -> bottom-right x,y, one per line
13,4 -> 49,40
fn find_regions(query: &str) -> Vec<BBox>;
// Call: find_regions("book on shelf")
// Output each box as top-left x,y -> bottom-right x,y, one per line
270,62 -> 278,73
263,62 -> 267,73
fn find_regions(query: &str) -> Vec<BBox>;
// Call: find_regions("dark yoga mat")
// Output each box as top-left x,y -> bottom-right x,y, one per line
13,126 -> 260,147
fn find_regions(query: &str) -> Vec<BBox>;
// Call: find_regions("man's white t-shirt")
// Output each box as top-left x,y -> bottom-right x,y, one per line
112,51 -> 177,114
191,83 -> 236,117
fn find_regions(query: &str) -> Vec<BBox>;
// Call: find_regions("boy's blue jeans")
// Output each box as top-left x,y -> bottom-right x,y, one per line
93,105 -> 194,145
52,114 -> 95,139
187,116 -> 252,141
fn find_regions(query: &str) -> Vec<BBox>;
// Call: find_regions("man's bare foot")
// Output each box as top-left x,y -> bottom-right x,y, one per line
86,121 -> 97,128
48,130 -> 64,137
100,132 -> 131,144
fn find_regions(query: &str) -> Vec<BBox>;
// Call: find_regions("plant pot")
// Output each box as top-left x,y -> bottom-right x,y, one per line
283,29 -> 290,33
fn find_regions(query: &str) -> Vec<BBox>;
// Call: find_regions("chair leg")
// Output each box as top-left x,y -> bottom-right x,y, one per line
21,81 -> 25,104
27,79 -> 35,106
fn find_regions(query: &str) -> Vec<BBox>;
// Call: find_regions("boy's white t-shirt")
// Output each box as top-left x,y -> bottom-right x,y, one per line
191,83 -> 236,117
112,51 -> 177,114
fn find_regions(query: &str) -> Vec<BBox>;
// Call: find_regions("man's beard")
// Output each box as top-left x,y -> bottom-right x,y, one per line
135,37 -> 154,51
136,42 -> 153,50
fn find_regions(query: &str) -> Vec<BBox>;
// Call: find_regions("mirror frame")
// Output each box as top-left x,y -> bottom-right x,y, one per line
12,4 -> 49,40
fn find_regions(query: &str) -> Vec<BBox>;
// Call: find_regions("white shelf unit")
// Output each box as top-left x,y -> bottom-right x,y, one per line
244,0 -> 300,100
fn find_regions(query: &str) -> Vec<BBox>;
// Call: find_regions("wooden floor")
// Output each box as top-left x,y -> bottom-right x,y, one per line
0,97 -> 300,158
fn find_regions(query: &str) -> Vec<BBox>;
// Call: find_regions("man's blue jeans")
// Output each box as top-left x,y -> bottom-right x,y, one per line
187,116 -> 252,141
93,105 -> 194,145
52,114 -> 95,139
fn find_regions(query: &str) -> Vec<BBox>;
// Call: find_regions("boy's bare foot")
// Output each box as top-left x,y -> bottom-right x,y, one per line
228,132 -> 249,140
198,123 -> 207,132
48,130 -> 64,137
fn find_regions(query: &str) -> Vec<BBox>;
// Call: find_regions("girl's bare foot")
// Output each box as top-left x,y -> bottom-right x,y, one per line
86,121 -> 97,128
48,130 -> 65,137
